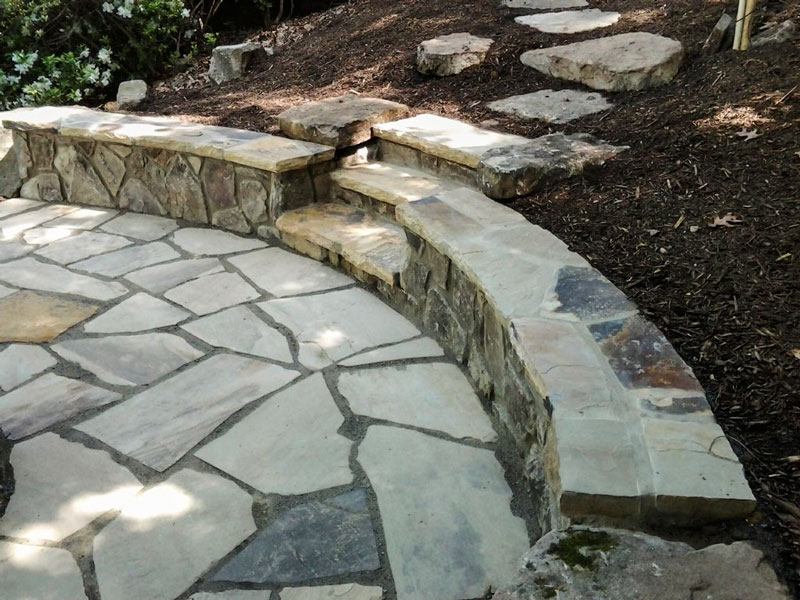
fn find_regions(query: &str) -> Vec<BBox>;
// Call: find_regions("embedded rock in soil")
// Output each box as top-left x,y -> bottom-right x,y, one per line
493,527 -> 791,600
0,128 -> 21,197
521,32 -> 684,92
477,133 -> 627,200
208,42 -> 271,85
751,20 -> 796,48
487,89 -> 612,124
702,13 -> 734,55
0,428 -> 13,518
417,33 -> 493,77
116,80 -> 148,110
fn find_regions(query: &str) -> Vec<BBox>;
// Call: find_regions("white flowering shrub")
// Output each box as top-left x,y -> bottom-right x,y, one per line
0,0 -> 201,108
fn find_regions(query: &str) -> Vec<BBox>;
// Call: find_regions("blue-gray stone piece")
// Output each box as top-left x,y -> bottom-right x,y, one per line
550,265 -> 636,320
212,489 -> 380,584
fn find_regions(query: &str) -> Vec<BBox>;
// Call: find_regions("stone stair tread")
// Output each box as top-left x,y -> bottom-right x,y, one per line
331,162 -> 459,206
276,204 -> 408,285
373,114 -> 530,169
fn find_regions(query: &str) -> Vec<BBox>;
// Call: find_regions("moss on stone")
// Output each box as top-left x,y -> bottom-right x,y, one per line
548,529 -> 617,570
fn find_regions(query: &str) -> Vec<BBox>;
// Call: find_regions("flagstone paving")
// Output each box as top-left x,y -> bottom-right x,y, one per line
0,200 -> 530,600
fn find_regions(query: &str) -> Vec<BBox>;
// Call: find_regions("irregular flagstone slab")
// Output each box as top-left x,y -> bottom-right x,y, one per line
417,33 -> 494,77
502,0 -> 588,8
281,584 -> 383,600
477,133 -> 627,199
181,306 -> 292,362
515,9 -> 620,34
52,333 -> 204,387
213,489 -> 379,584
197,374 -> 353,495
165,271 -> 261,316
75,354 -> 300,471
0,433 -> 142,542
84,292 -> 190,333
0,240 -> 32,262
339,363 -> 496,442
0,198 -> 42,219
278,94 -> 410,148
229,247 -> 352,297
0,283 -> 13,299
0,373 -> 120,440
0,291 -> 99,342
124,257 -> 224,294
259,287 -> 420,362
0,344 -> 57,391
542,265 -> 636,321
0,541 -> 88,600
521,32 -> 685,92
332,162 -> 457,206
373,114 -> 529,169
93,468 -> 256,600
34,231 -> 133,264
0,258 -> 127,300
172,227 -> 267,255
339,337 -> 444,366
0,204 -> 79,239
487,89 -> 612,124
45,207 -> 117,230
21,226 -> 74,245
191,593 -> 271,600
358,426 -> 529,600
100,212 -> 179,241
72,241 -> 180,277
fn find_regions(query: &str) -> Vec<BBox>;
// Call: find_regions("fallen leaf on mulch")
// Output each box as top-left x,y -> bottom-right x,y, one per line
709,213 -> 744,228
736,127 -> 761,140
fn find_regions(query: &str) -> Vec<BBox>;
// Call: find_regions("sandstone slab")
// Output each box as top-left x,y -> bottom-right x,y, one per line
0,344 -> 57,391
0,541 -> 88,600
100,212 -> 179,241
521,32 -> 684,91
34,231 -> 132,264
165,271 -> 261,315
488,89 -> 612,124
84,292 -> 190,333
278,95 -> 409,148
515,9 -> 620,34
222,134 -> 335,173
72,241 -> 180,277
0,291 -> 98,342
172,227 -> 267,255
339,337 -> 444,366
124,257 -> 224,293
332,162 -> 457,206
417,33 -> 493,76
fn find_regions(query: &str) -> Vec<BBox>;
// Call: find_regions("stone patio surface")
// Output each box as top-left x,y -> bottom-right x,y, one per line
0,199 -> 530,600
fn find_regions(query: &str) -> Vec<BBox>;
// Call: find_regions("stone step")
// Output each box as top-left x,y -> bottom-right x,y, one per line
275,203 -> 409,285
330,162 -> 459,218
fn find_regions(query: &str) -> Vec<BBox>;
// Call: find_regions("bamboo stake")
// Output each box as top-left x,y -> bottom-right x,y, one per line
733,0 -> 746,49
741,0 -> 758,50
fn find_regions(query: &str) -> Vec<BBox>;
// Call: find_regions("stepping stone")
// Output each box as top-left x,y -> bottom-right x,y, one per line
52,333 -> 204,387
75,354 -> 300,471
171,227 -> 267,255
417,33 -> 494,76
521,32 -> 685,92
0,204 -> 79,239
124,257 -> 224,294
502,0 -> 588,8
213,489 -> 379,584
373,114 -> 529,169
228,247 -> 351,297
477,133 -> 627,200
281,585 -> 383,600
181,305 -> 292,362
197,374 -> 353,495
358,426 -> 529,600
84,292 -> 190,333
0,541 -> 88,600
259,287 -> 419,362
278,95 -> 410,148
0,240 -> 32,261
0,373 -> 120,440
0,433 -> 142,542
0,258 -> 127,300
0,197 -> 42,219
339,337 -> 444,366
72,241 -> 180,277
100,213 -> 179,241
93,469 -> 255,600
488,89 -> 612,124
165,271 -> 261,315
0,344 -> 57,391
331,162 -> 457,207
45,206 -> 117,230
515,9 -> 620,33
34,231 -> 132,264
0,291 -> 98,342
339,363 -> 497,442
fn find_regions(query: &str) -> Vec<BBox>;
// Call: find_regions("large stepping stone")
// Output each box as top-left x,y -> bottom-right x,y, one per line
502,0 -> 588,8
521,32 -> 685,92
278,95 -> 409,148
488,89 -> 612,124
477,133 -> 627,199
417,33 -> 494,77
0,541 -> 88,600
515,9 -> 620,34
93,469 -> 256,600
0,291 -> 98,343
358,426 -> 529,600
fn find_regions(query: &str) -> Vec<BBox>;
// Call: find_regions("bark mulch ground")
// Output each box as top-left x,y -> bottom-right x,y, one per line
146,0 -> 800,593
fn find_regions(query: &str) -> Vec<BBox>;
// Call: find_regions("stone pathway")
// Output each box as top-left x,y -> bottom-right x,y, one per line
0,199 -> 531,600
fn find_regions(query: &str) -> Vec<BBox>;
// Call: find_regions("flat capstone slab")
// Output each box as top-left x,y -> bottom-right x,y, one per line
488,89 -> 613,124
278,94 -> 410,148
521,32 -> 685,92
515,9 -> 620,34
417,33 -> 494,77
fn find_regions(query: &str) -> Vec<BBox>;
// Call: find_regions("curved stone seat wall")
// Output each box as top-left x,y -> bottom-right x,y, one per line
2,107 -> 755,533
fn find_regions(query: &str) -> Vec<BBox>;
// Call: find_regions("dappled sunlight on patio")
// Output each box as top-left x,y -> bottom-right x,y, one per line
119,483 -> 196,528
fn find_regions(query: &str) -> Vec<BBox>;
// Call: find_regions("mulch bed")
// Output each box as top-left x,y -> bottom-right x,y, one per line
146,0 -> 800,592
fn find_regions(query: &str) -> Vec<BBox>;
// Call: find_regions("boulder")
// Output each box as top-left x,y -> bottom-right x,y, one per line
208,42 -> 271,85
0,128 -> 21,198
494,527 -> 791,600
521,32 -> 684,92
0,428 -> 13,518
116,79 -> 148,110
417,33 -> 493,77
752,20 -> 797,48
477,133 -> 626,200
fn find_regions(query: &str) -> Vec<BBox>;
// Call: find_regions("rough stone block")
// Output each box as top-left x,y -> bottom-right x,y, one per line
417,32 -> 494,76
116,79 -> 148,109
208,42 -> 270,85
